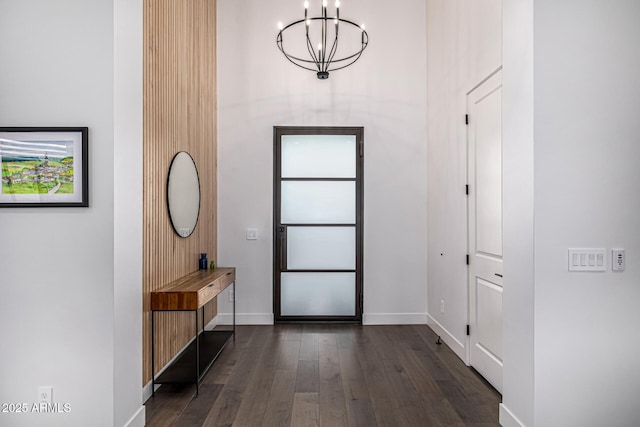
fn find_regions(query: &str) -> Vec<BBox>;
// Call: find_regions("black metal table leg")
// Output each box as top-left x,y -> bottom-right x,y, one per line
195,309 -> 199,397
151,310 -> 155,398
233,280 -> 236,342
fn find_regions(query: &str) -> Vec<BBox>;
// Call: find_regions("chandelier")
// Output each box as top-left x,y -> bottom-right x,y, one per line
277,0 -> 369,79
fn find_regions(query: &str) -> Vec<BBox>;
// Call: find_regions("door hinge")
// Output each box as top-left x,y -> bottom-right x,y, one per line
359,140 -> 364,157
465,114 -> 469,125
466,324 -> 470,336
466,254 -> 469,265
465,184 -> 469,195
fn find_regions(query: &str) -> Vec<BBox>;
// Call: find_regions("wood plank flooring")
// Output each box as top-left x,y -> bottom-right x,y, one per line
145,324 -> 501,427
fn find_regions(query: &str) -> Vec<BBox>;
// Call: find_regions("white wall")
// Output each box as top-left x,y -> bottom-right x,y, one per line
217,0 -> 428,324
426,0 -> 502,358
532,1 -> 640,425
0,1 -> 144,426
114,0 -> 145,426
0,1 -> 115,426
502,0 -> 535,425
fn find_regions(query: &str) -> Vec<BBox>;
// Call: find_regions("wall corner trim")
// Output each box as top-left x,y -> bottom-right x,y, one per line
499,403 -> 526,427
123,406 -> 146,427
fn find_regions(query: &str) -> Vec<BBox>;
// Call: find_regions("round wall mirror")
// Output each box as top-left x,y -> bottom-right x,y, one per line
167,151 -> 200,238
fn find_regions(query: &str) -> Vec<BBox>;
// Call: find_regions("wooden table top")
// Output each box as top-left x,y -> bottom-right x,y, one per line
151,267 -> 235,310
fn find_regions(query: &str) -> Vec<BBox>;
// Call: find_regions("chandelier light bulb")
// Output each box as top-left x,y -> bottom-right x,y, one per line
304,1 -> 309,9
334,17 -> 338,24
335,0 -> 341,7
360,23 -> 366,31
322,0 -> 328,7
277,22 -> 284,30
306,19 -> 311,26
318,43 -> 323,51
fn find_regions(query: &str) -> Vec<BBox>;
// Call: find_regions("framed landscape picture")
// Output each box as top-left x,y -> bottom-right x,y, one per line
0,127 -> 88,207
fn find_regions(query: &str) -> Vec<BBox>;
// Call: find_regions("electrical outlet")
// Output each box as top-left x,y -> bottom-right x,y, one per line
39,386 -> 52,404
246,228 -> 258,240
229,289 -> 234,302
440,299 -> 445,314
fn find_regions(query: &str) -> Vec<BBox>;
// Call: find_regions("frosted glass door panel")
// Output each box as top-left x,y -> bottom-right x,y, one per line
281,273 -> 355,316
287,227 -> 355,270
281,135 -> 356,178
281,181 -> 355,224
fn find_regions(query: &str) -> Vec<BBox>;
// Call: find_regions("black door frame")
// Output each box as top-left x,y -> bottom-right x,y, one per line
273,126 -> 364,323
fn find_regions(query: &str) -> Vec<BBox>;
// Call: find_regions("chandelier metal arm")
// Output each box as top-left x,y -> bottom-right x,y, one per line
278,34 -> 367,67
322,6 -> 328,68
277,32 -> 321,72
324,48 -> 365,72
325,24 -> 340,70
325,6 -> 341,70
305,32 -> 321,70
277,18 -> 321,66
305,8 -> 322,70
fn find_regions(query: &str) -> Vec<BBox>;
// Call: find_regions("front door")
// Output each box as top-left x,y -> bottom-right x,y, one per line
467,69 -> 503,392
273,127 -> 363,322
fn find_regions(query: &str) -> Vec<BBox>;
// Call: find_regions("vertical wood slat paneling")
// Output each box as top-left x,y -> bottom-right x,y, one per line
143,0 -> 217,386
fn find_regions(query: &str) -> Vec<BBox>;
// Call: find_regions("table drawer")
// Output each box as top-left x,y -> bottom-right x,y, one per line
218,270 -> 235,290
198,270 -> 234,306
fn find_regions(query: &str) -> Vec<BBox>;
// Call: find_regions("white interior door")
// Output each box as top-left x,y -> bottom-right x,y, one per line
467,69 -> 503,392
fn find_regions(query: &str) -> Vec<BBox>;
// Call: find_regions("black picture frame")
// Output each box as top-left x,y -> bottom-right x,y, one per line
0,127 -> 89,207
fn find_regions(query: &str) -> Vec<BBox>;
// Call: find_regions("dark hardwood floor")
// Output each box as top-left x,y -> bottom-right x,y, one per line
145,324 -> 501,427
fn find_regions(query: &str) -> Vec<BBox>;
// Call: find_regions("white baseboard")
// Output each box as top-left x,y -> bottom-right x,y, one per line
143,378 -> 165,403
426,314 -> 467,363
499,403 -> 526,427
123,405 -> 145,427
362,313 -> 428,325
142,381 -> 154,404
218,312 -> 427,325
216,312 -> 274,325
205,314 -> 219,330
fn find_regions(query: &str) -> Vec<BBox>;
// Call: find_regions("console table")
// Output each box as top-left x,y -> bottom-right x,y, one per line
150,267 -> 235,397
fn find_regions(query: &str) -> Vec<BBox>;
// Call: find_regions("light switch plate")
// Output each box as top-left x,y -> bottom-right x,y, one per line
568,248 -> 606,272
